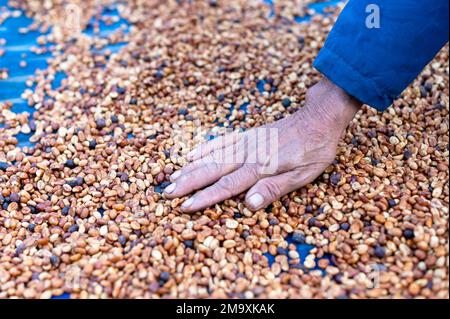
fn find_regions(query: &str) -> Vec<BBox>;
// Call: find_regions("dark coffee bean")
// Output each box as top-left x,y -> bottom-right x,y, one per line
15,244 -> 26,256
374,245 -> 386,258
277,247 -> 288,255
10,193 -> 20,203
0,161 -> 11,171
367,130 -> 377,138
61,206 -> 70,216
233,213 -> 242,219
65,159 -> 76,169
111,115 -> 119,123
281,98 -> 291,107
403,229 -> 415,239
96,118 -> 107,129
305,205 -> 313,214
292,232 -> 305,244
28,205 -> 37,214
68,224 -> 79,233
154,185 -> 163,193
184,240 -> 194,249
330,173 -> 341,186
155,70 -> 164,80
340,223 -> 350,231
178,108 -> 188,115
160,271 -> 170,282
420,86 -> 428,98
403,149 -> 413,160
241,230 -> 250,239
217,94 -> 225,102
119,235 -> 127,246
29,120 -> 36,132
76,177 -> 84,186
388,199 -> 397,208
50,255 -> 60,266
333,273 -> 343,284
89,140 -> 97,150
28,223 -> 36,232
433,103 -> 444,110
269,218 -> 278,226
290,263 -> 306,270
308,217 -> 317,227
387,129 -> 397,137
116,86 -> 126,94
130,97 -> 138,104
120,173 -> 129,182
67,180 -> 77,187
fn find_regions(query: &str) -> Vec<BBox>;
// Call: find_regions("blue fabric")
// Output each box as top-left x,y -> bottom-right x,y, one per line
314,0 -> 449,111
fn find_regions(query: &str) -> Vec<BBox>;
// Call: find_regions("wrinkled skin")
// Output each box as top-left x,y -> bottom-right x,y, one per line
165,78 -> 362,212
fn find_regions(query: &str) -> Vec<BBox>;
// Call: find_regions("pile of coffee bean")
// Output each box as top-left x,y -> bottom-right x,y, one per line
0,0 -> 448,298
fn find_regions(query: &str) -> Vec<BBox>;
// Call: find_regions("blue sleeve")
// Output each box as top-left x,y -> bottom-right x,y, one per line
313,0 -> 449,111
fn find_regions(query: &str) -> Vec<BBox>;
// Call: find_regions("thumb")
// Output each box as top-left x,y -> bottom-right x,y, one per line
245,171 -> 303,211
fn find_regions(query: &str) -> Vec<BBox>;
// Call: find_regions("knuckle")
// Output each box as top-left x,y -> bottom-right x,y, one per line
242,164 -> 259,180
260,179 -> 283,199
217,175 -> 236,195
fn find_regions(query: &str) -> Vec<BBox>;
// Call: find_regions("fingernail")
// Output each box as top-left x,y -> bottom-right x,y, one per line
164,183 -> 176,194
248,193 -> 264,209
182,197 -> 195,208
170,171 -> 181,180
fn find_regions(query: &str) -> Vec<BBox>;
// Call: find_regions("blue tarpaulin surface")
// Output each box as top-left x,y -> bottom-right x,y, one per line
0,0 -> 341,299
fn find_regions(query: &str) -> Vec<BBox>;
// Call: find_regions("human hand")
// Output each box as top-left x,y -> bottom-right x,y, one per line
165,77 -> 361,212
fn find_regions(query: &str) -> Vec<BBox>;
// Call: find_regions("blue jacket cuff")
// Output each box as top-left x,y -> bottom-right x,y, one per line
313,46 -> 393,112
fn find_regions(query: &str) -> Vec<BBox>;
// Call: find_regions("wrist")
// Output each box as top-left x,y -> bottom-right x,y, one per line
301,77 -> 362,132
